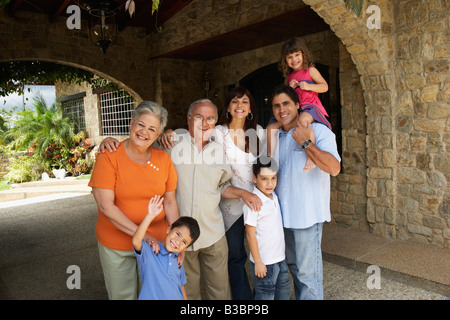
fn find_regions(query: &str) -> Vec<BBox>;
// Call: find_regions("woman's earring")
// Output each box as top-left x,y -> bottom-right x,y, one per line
247,113 -> 253,121
226,112 -> 231,120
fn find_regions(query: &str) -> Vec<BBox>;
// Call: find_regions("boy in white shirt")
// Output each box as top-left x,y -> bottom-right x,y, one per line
243,156 -> 290,300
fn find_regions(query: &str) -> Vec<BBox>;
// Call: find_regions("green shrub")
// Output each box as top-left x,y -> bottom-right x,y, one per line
4,154 -> 44,183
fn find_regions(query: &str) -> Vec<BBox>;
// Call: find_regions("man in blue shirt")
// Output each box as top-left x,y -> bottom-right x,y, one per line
133,195 -> 200,300
271,85 -> 341,300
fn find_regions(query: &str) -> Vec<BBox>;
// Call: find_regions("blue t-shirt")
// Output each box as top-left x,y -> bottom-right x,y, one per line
134,240 -> 186,300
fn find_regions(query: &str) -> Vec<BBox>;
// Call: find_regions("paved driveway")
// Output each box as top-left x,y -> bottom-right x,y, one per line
0,194 -> 107,299
0,193 -> 446,300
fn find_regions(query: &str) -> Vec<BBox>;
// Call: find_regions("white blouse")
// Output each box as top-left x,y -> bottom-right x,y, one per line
213,124 -> 267,230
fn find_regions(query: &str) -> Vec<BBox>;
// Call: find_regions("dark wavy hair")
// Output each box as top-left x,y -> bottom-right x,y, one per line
279,37 -> 315,78
218,86 -> 261,155
218,86 -> 258,132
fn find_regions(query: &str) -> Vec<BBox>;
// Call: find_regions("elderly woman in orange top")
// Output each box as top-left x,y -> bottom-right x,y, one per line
89,101 -> 179,300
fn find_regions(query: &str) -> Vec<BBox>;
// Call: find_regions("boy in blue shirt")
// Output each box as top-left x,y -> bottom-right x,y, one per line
133,195 -> 200,300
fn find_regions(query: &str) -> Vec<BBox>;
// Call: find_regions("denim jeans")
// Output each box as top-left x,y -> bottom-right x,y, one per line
225,215 -> 253,300
250,260 -> 291,300
284,223 -> 324,300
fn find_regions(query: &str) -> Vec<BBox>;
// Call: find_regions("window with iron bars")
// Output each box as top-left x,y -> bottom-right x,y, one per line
62,97 -> 86,132
100,90 -> 135,135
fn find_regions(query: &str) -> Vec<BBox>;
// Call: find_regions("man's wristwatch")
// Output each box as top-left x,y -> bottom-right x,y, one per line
302,139 -> 312,149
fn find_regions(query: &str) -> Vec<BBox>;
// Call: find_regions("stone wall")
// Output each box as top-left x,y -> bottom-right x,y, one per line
332,42 -> 368,231
393,0 -> 449,246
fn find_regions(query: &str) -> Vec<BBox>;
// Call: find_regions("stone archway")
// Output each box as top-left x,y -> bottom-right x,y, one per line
0,9 -> 152,102
303,0 -> 399,238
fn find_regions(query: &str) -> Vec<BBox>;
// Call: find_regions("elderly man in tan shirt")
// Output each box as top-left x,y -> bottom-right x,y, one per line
166,99 -> 261,300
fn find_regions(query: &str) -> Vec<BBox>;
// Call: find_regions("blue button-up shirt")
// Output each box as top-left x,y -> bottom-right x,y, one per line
274,123 -> 341,229
134,240 -> 186,300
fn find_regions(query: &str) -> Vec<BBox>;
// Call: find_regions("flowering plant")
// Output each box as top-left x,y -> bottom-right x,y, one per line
67,131 -> 93,176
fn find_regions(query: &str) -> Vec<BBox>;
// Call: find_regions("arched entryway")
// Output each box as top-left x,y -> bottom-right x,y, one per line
302,0 -> 398,238
0,9 -> 151,102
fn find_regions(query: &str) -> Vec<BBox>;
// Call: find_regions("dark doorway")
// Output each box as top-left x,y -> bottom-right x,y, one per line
240,62 -> 335,127
240,63 -> 284,127
239,62 -> 342,158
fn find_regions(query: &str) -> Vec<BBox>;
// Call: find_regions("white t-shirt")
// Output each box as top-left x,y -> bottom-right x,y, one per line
243,187 -> 285,265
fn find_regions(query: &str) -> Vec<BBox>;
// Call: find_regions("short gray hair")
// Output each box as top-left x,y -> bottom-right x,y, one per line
132,101 -> 168,132
187,99 -> 218,116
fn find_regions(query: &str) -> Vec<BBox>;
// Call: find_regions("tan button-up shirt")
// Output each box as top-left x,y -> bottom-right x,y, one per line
165,131 -> 232,251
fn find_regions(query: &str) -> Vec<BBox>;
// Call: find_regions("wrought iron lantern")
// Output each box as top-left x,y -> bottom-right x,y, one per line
83,0 -> 119,54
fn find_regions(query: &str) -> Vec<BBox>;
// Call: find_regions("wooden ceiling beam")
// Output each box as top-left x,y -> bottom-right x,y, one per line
50,0 -> 71,22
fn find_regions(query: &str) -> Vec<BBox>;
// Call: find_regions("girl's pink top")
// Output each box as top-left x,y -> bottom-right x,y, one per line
287,68 -> 329,117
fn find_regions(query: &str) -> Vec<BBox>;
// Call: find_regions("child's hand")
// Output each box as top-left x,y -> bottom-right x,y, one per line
298,81 -> 310,91
148,195 -> 164,218
289,79 -> 299,89
255,261 -> 267,278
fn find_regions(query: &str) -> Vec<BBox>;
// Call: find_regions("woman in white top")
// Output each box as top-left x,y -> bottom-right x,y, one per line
214,87 -> 266,300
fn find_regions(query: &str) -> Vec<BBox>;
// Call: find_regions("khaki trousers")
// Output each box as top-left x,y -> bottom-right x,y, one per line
184,235 -> 231,300
97,242 -> 142,300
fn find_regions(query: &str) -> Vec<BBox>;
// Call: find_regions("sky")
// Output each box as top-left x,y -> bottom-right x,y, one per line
0,85 -> 56,111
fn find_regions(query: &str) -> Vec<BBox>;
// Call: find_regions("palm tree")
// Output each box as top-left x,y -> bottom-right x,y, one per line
5,93 -> 75,155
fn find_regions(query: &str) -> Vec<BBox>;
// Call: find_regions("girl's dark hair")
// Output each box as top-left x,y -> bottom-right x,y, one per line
171,216 -> 200,247
279,37 -> 314,78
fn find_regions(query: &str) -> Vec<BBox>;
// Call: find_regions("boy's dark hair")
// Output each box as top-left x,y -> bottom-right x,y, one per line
253,156 -> 278,177
270,84 -> 299,107
171,216 -> 200,247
